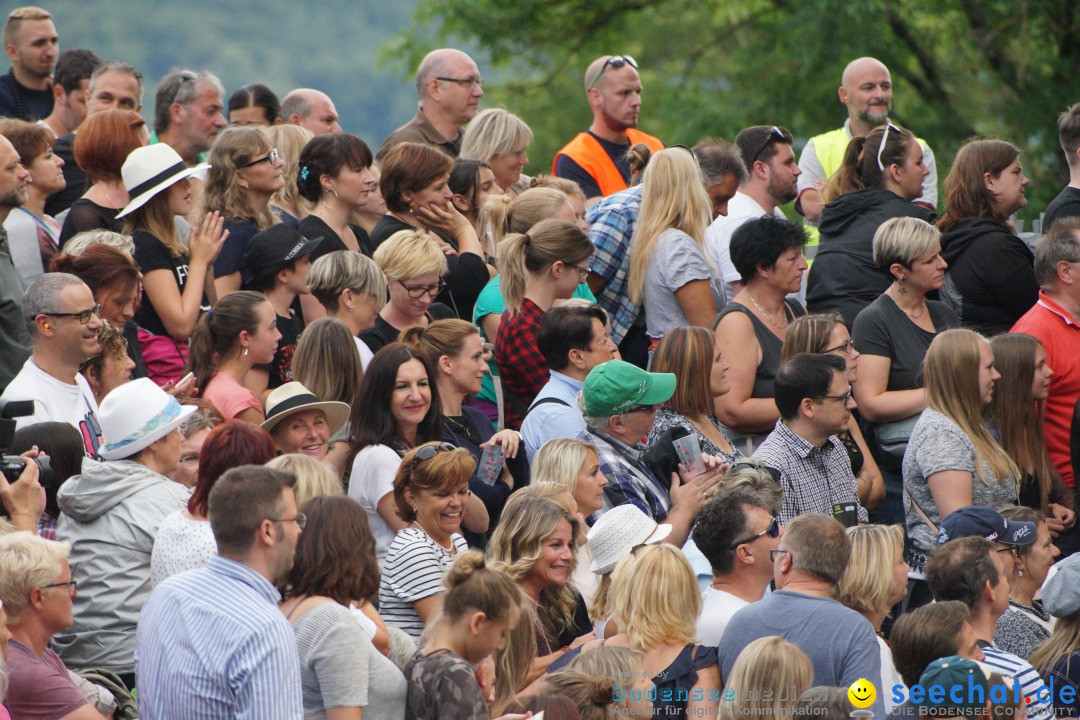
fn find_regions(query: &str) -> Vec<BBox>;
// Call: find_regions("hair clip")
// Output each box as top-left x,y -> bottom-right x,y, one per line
299,165 -> 310,181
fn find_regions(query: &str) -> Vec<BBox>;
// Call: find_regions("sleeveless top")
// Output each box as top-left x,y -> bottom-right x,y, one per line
716,299 -> 806,398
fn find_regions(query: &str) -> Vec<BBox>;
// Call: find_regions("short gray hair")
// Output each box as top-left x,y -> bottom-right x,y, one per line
694,138 -> 748,187
22,272 -> 85,336
0,532 -> 70,624
577,391 -> 614,431
280,90 -> 310,121
872,216 -> 941,271
180,408 -> 221,439
154,69 -> 224,134
63,229 -> 135,258
1035,217 -> 1080,288
89,60 -> 142,97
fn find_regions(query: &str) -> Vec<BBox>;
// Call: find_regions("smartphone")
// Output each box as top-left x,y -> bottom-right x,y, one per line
176,371 -> 195,388
672,435 -> 706,477
477,444 -> 505,486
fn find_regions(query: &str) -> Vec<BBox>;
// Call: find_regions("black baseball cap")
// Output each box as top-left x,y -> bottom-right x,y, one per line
936,506 -> 1037,547
244,225 -> 322,285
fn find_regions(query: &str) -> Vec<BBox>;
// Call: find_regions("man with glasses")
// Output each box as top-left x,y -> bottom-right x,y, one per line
376,48 -> 483,162
151,68 -> 227,167
281,88 -> 342,136
553,54 -> 665,202
137,465 -> 303,719
0,132 -> 32,392
751,353 -> 867,525
2,272 -> 103,456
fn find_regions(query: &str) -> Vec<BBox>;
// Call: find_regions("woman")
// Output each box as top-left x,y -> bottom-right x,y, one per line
546,646 -> 651,720
174,406 -> 221,488
833,524 -> 909,712
992,506 -> 1059,660
807,124 -> 935,327
0,119 -> 64,279
360,229 -> 454,354
459,108 -> 533,197
1029,553 -> 1080,716
185,290 -> 281,423
449,158 -> 500,243
987,333 -> 1075,535
371,142 -> 492,318
852,216 -> 960,524
117,143 -> 228,383
352,163 -> 388,237
628,148 -> 723,340
903,329 -> 1021,586
59,109 -> 147,246
296,132 -> 377,262
264,123 -> 314,228
717,637 -> 812,720
307,251 -> 387,368
201,126 -> 284,295
227,83 -> 282,127
401,320 -> 526,548
378,442 -> 474,641
649,326 -> 741,464
781,313 -> 885,510
11,422 -> 83,540
261,380 -> 350,462
150,421 -> 276,586
79,320 -> 135,405
279,496 -> 407,720
266,454 -> 343,508
346,343 -> 486,564
495,217 -> 594,429
714,214 -> 808,453
937,139 -> 1038,335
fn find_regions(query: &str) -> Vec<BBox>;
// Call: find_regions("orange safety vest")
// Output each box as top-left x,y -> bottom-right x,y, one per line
552,129 -> 665,197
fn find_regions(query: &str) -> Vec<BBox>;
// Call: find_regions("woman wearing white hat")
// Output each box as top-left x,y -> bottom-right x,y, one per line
261,381 -> 349,463
119,143 -> 229,385
53,377 -> 195,686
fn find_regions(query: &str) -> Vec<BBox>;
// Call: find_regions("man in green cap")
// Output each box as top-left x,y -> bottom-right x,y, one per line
579,359 -> 724,546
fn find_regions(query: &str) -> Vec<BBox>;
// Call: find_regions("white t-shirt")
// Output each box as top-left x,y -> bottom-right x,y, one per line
1,357 -> 102,457
878,635 -> 906,712
150,510 -> 217,586
348,444 -> 403,565
573,543 -> 599,611
696,587 -> 750,647
353,336 -> 374,370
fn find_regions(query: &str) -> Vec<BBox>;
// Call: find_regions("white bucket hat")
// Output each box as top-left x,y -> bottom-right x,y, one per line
98,377 -> 197,460
260,382 -> 350,436
587,504 -> 672,575
115,144 -> 211,219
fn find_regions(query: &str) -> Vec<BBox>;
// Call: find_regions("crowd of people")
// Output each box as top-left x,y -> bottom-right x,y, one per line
1,5 -> 1080,720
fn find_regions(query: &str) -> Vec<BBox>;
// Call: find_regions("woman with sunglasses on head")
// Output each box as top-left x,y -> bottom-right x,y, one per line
806,124 -> 935,328
200,126 -> 284,296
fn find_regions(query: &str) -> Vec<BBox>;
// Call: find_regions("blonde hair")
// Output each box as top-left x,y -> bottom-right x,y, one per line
532,176 -> 587,202
0,532 -> 70,623
123,187 -> 184,257
531,438 -> 596,495
542,670 -> 620,720
833,524 -> 904,616
512,481 -> 577,515
459,108 -> 533,165
718,636 -> 813,720
307,250 -> 387,314
63,230 -> 135,258
492,586 -> 540,716
872,216 -> 942,272
399,319 -> 480,373
559,646 -> 645,720
265,453 -> 343,507
780,312 -> 846,360
628,148 -> 713,304
292,317 -> 363,405
1031,613 -> 1080,678
4,7 -> 51,47
924,329 -> 1021,487
264,123 -> 314,216
199,127 -> 276,230
610,544 -> 699,649
373,229 -> 448,281
485,186 -> 572,248
497,217 -> 592,315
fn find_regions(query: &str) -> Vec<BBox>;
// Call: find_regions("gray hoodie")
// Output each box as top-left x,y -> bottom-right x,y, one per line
54,458 -> 191,674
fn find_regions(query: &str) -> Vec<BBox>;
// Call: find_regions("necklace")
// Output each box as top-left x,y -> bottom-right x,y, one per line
413,519 -> 453,552
747,291 -> 789,329
889,288 -> 926,319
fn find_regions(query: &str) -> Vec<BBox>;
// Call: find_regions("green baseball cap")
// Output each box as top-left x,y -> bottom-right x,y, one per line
582,360 -> 676,416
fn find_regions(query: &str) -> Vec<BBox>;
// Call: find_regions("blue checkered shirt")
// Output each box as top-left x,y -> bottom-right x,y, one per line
587,186 -> 642,344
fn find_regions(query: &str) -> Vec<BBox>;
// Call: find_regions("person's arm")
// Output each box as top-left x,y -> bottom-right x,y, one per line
0,448 -> 43,533
849,422 -> 885,510
355,600 -> 391,656
850,354 -> 927,423
674,280 -> 720,329
213,271 -> 242,298
58,705 -> 107,720
324,708 -> 361,720
794,139 -> 827,222
927,470 -> 975,520
712,311 -> 778,433
299,293 -> 327,324
141,265 -> 210,341
480,314 -> 501,347
685,659 -> 721,719
243,367 -> 271,406
376,492 -> 410,534
462,491 -> 490,534
233,407 -> 266,425
413,592 -> 443,626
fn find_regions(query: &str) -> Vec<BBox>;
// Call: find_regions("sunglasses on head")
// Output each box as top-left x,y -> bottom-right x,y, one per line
411,442 -> 456,468
751,126 -> 789,163
875,124 -> 903,172
589,55 -> 639,91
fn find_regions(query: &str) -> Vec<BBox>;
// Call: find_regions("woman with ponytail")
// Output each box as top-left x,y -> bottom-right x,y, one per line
807,123 -> 935,327
185,290 -> 281,423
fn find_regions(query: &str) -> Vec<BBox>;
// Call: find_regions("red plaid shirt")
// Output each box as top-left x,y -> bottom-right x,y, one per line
495,298 -> 548,429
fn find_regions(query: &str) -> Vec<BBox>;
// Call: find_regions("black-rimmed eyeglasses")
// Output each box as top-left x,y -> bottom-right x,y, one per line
38,304 -> 101,325
814,390 -> 854,403
238,147 -> 279,169
398,279 -> 447,299
729,517 -> 781,549
436,76 -> 484,90
41,579 -> 78,593
825,339 -> 856,355
588,55 -> 638,91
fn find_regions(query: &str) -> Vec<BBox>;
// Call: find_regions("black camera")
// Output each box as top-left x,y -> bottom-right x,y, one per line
0,399 -> 55,486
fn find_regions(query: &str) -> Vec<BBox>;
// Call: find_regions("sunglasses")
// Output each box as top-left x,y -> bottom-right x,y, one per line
622,404 -> 656,414
411,442 -> 456,468
751,126 -> 788,163
171,70 -> 197,104
875,124 -> 902,172
729,516 -> 781,549
588,55 -> 638,91
238,147 -> 279,169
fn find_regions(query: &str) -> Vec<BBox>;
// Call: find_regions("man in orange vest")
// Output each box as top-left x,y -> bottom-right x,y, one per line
553,55 -> 664,203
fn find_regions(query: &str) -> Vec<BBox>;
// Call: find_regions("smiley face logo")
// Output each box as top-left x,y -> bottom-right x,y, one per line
848,678 -> 876,709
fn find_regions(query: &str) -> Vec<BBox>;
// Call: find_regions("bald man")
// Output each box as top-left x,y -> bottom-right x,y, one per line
375,48 -> 483,162
281,88 -> 342,136
796,57 -> 937,228
552,55 -> 664,202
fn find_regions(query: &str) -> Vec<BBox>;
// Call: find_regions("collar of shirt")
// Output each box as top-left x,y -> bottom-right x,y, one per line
586,185 -> 643,224
207,555 -> 281,605
549,370 -> 584,395
772,419 -> 838,460
1037,291 -> 1079,327
592,428 -> 646,460
411,108 -> 457,147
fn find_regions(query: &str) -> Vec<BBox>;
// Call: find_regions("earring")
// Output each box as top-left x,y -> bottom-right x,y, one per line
243,347 -> 249,357
322,188 -> 338,210
1017,567 -> 1024,577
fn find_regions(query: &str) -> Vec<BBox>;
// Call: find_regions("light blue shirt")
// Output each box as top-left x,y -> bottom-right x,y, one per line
521,371 -> 586,462
135,555 -> 303,719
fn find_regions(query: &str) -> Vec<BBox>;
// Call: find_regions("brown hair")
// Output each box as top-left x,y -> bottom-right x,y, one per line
781,312 -> 846,359
184,291 -> 268,389
441,549 -> 522,625
0,118 -> 53,166
824,125 -> 914,202
73,109 -> 145,183
292,317 -> 363,405
890,600 -> 973,687
651,326 -> 716,418
200,127 -> 276,230
282,495 -> 380,604
379,142 -> 453,214
208,465 -> 296,558
49,244 -> 139,299
392,442 -> 476,522
399,318 -> 479,370
498,217 -> 592,315
936,139 -> 1020,232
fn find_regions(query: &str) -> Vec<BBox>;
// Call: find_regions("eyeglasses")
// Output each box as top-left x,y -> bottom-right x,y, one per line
670,144 -> 697,160
729,517 -> 781,549
271,513 -> 307,529
770,548 -> 790,562
997,546 -> 1020,559
412,442 -> 457,468
751,126 -> 788,163
398,279 -> 447,299
41,579 -> 78,594
588,55 -> 638,91
237,147 -> 279,169
815,390 -> 854,403
876,124 -> 902,172
731,460 -> 781,485
622,404 -> 656,414
171,70 -> 198,104
38,304 -> 101,325
824,339 -> 856,355
569,263 -> 591,281
436,76 -> 483,90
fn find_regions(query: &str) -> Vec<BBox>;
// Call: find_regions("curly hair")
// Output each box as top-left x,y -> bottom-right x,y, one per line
199,126 -> 276,230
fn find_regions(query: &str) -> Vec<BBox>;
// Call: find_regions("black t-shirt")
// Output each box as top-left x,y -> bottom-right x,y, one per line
297,214 -> 373,260
45,133 -> 90,218
359,304 -> 454,355
0,70 -> 53,121
213,218 -> 260,285
58,199 -> 121,248
132,230 -> 207,337
257,309 -> 305,388
1043,186 -> 1080,232
554,131 -> 634,199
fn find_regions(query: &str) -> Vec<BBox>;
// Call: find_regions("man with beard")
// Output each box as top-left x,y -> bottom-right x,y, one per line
151,68 -> 227,167
135,466 -> 304,719
0,7 -> 57,121
796,57 -> 938,226
553,54 -> 665,202
706,125 -> 803,303
0,133 -> 32,391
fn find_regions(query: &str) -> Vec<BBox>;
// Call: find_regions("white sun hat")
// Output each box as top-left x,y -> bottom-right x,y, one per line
587,504 -> 672,575
115,144 -> 210,219
98,377 -> 197,460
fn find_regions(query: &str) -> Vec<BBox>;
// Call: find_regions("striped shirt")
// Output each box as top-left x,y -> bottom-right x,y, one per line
378,528 -> 467,642
979,643 -> 1054,720
135,555 -> 303,720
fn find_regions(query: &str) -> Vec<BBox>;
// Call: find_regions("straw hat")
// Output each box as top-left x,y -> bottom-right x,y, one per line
98,378 -> 197,460
260,382 -> 349,436
587,504 -> 672,575
115,144 -> 210,218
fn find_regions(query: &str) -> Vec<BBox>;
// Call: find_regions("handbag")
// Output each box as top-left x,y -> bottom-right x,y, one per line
137,328 -> 189,387
875,412 -> 923,461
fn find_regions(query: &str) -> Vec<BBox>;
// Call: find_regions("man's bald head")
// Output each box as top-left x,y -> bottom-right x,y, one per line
841,57 -> 888,87
415,48 -> 477,99
282,88 -> 341,135
838,57 -> 892,128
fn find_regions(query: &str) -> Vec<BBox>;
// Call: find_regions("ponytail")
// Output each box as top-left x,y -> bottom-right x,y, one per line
398,319 -> 479,369
484,193 -> 514,248
824,136 -> 869,202
824,125 -> 914,203
497,217 -> 592,315
183,290 -> 266,387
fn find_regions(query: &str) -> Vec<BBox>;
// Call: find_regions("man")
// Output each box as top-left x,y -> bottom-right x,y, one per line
1,272 -> 103,457
0,532 -> 114,719
553,55 -> 664,201
588,139 -> 744,366
797,57 -> 938,225
1012,220 -> 1080,493
579,359 -> 722,546
706,125 -> 801,301
136,465 -> 303,719
151,68 -> 227,166
280,88 -> 342,136
1043,103 -> 1080,230
46,60 -> 143,217
716,513 -> 885,718
0,7 -> 57,121
926,537 -> 1054,719
521,303 -> 616,461
376,48 -> 483,162
0,132 -> 33,392
752,354 -> 867,524
42,48 -> 101,138
890,601 -> 986,710
693,483 -> 781,646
